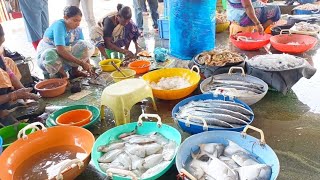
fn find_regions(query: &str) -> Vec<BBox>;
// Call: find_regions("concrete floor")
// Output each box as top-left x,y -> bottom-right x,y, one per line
1,0 -> 320,179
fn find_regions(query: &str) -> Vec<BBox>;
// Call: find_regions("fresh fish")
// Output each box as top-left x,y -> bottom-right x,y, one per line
118,126 -> 137,139
115,153 -> 132,170
188,166 -> 205,179
206,83 -> 264,94
130,155 -> 144,170
207,80 -> 264,91
144,143 -> 162,156
162,140 -> 177,161
143,154 -> 164,169
187,116 -> 234,128
181,101 -> 253,116
98,149 -> 123,163
198,143 -> 225,158
149,132 -> 169,145
235,164 -> 272,180
219,156 -> 240,169
204,157 -> 239,180
99,162 -> 125,172
128,136 -> 155,145
224,140 -> 249,157
232,152 -> 259,166
132,169 -> 143,177
183,112 -> 248,125
141,161 -> 171,179
124,144 -> 146,158
121,134 -> 141,141
198,99 -> 246,108
97,142 -> 125,153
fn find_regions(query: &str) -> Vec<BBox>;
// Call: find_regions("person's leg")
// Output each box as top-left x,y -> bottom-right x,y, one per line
147,0 -> 159,29
80,0 -> 96,29
133,0 -> 144,32
142,0 -> 148,12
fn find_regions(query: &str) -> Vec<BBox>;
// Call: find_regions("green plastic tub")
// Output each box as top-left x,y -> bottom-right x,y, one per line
46,105 -> 100,129
0,123 -> 30,148
92,114 -> 182,180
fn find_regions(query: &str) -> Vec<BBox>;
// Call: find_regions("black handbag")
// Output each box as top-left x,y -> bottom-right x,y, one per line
3,47 -> 25,61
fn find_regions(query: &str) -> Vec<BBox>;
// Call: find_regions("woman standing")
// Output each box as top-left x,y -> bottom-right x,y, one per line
36,6 -> 95,79
227,0 -> 281,34
89,4 -> 141,60
18,0 -> 49,50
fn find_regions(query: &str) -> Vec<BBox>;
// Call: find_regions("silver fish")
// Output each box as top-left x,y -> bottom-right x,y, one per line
224,140 -> 248,157
188,166 -> 205,179
162,140 -> 177,161
198,143 -> 224,158
205,84 -> 264,94
232,152 -> 259,166
99,162 -> 125,172
188,116 -> 234,128
130,155 -> 144,170
144,143 -> 162,156
128,136 -> 155,145
98,149 -> 123,163
207,79 -> 264,91
114,152 -> 132,170
141,161 -> 170,179
204,157 -> 239,180
235,164 -> 272,180
219,156 -> 240,169
97,142 -> 125,153
125,144 -> 146,158
149,132 -> 169,145
118,126 -> 137,139
143,154 -> 164,169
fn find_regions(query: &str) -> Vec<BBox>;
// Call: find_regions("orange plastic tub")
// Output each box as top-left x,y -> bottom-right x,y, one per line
0,122 -> 95,180
56,109 -> 92,126
128,60 -> 151,74
34,78 -> 68,98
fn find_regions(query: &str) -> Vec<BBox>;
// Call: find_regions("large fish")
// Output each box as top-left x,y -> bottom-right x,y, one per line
189,116 -> 234,128
204,157 -> 239,180
235,164 -> 272,180
232,152 -> 260,166
198,143 -> 225,158
224,140 -> 249,157
205,84 -> 264,95
205,79 -> 265,91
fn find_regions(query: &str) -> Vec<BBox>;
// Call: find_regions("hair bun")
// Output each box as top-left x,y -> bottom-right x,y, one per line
117,4 -> 123,11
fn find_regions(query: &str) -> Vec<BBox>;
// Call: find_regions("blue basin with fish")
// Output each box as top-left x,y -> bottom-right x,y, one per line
175,127 -> 280,180
172,94 -> 254,134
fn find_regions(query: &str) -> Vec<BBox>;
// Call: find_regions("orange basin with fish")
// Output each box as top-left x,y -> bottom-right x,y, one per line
35,78 -> 68,98
0,122 -> 95,180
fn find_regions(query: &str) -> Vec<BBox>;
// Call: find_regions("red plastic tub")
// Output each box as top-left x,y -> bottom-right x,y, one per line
230,32 -> 272,51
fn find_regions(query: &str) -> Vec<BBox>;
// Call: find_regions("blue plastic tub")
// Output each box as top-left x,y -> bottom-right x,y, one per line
176,129 -> 280,180
172,94 -> 254,134
297,0 -> 316,4
293,9 -> 320,15
0,136 -> 2,154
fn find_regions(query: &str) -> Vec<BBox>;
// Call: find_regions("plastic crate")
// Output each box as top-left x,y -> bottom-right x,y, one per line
164,0 -> 169,17
158,18 -> 169,39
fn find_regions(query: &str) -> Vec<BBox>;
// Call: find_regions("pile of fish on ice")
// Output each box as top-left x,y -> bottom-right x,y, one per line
175,100 -> 253,128
247,54 -> 305,71
97,127 -> 177,179
202,78 -> 265,96
186,140 -> 272,180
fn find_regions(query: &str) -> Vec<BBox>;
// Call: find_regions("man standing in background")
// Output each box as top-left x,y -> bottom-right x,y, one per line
66,0 -> 96,29
18,0 -> 49,50
133,0 -> 159,35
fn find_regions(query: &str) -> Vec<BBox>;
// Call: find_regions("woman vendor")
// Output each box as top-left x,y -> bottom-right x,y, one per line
227,0 -> 281,34
89,4 -> 141,60
0,24 -> 40,125
36,6 -> 95,79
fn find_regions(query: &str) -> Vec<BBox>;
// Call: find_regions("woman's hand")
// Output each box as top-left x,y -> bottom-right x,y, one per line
124,50 -> 135,59
81,61 -> 93,74
13,88 -> 40,101
256,24 -> 264,35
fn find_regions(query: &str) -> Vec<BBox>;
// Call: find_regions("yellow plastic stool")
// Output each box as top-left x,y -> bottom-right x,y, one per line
100,78 -> 157,126
229,22 -> 257,36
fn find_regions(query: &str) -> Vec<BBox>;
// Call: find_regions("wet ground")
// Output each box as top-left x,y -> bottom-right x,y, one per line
1,0 -> 320,179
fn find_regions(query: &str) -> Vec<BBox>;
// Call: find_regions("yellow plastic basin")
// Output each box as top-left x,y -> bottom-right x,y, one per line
99,59 -> 121,72
110,69 -> 136,82
142,67 -> 201,100
216,22 -> 230,33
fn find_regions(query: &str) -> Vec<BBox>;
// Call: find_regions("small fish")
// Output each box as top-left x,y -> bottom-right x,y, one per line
128,136 -> 155,145
144,143 -> 162,156
224,140 -> 248,157
115,152 -> 132,170
149,132 -> 169,145
99,162 -> 125,172
118,126 -> 137,139
97,142 -> 125,153
130,155 -> 144,170
162,140 -> 177,161
141,161 -> 171,179
235,164 -> 272,180
143,154 -> 164,169
232,152 -> 259,167
98,149 -> 123,163
125,144 -> 146,158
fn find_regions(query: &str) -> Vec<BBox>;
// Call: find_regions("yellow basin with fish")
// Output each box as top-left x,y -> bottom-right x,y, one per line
142,66 -> 201,100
